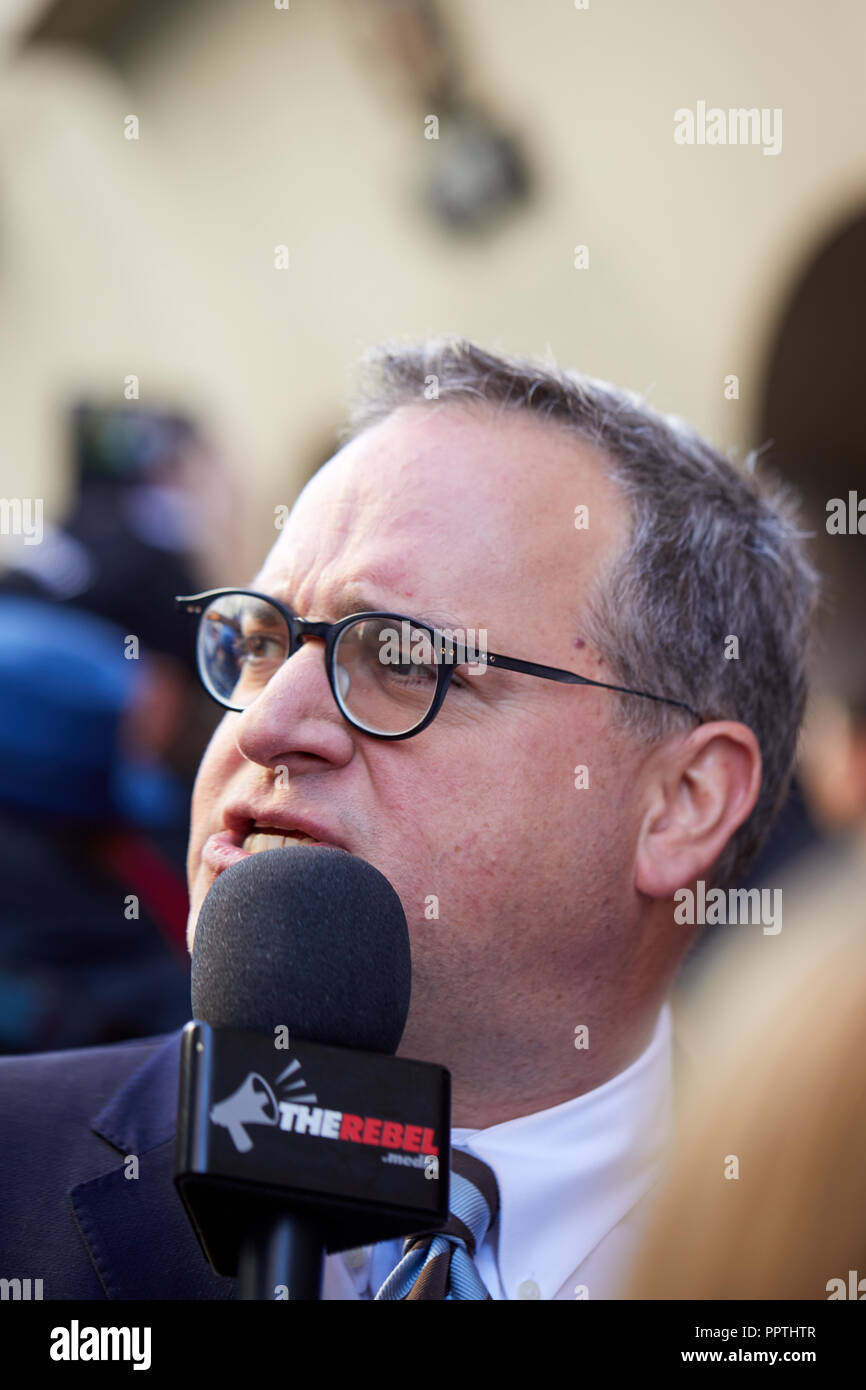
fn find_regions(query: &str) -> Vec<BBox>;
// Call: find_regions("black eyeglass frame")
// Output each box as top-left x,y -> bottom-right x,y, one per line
176,587 -> 703,739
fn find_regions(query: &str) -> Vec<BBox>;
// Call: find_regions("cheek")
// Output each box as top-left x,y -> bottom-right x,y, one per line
381,735 -> 549,893
431,722 -> 622,885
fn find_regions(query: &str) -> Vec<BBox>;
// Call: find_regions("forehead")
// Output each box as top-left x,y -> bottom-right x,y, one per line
255,404 -> 627,642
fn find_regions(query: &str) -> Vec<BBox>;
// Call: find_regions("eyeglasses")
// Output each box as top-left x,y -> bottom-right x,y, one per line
175,588 -> 703,740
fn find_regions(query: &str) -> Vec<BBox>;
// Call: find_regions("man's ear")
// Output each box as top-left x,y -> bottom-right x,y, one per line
635,721 -> 762,899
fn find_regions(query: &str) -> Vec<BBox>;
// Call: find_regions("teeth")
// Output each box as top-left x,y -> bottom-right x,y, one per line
242,830 -> 315,853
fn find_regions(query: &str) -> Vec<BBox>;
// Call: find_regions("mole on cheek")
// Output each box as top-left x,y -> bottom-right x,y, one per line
574,638 -> 586,649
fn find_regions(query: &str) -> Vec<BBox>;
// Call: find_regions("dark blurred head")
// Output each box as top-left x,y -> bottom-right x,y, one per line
0,594 -> 184,828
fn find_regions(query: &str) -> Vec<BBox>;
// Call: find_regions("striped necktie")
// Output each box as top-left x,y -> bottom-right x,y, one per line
374,1148 -> 500,1300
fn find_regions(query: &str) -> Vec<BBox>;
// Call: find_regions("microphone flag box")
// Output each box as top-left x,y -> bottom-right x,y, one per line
175,1021 -> 451,1274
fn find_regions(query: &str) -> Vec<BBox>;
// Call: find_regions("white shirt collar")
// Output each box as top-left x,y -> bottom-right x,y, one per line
356,1003 -> 673,1300
447,1002 -> 674,1300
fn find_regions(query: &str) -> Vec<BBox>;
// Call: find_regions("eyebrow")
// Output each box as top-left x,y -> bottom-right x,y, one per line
292,584 -> 470,633
251,580 -> 525,682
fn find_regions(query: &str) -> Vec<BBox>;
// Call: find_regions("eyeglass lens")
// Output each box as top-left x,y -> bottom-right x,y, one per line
196,593 -> 442,736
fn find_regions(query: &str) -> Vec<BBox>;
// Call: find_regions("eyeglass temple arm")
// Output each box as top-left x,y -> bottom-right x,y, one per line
468,648 -> 702,721
175,596 -> 701,723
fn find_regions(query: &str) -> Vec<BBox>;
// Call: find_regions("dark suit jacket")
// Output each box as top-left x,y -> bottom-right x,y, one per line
0,1029 -> 233,1299
1,1021 -> 690,1300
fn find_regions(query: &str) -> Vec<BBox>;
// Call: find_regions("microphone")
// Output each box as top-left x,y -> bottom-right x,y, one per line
174,847 -> 450,1300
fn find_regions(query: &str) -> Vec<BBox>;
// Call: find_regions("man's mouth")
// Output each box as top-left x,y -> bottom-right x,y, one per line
242,827 -> 323,853
201,819 -> 343,880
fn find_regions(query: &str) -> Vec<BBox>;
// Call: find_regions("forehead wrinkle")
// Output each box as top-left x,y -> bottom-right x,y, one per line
328,584 -> 470,631
249,568 -> 470,632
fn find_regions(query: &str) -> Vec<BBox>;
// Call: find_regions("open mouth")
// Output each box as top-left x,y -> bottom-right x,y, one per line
242,827 -> 325,853
202,819 -> 342,881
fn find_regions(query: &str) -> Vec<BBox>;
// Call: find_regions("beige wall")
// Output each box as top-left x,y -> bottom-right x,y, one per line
1,0 -> 864,576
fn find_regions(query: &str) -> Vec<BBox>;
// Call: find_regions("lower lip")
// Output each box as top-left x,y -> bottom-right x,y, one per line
202,830 -> 335,878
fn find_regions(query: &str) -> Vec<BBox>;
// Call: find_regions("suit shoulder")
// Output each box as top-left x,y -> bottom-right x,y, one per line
0,1034 -> 183,1299
0,1033 -> 175,1128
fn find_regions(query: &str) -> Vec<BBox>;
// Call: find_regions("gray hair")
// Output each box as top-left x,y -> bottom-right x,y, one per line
340,335 -> 819,886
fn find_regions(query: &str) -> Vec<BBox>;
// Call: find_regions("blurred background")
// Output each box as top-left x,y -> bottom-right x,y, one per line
0,0 -> 864,1060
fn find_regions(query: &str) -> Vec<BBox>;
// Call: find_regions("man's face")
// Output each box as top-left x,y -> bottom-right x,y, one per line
187,403 -> 645,1075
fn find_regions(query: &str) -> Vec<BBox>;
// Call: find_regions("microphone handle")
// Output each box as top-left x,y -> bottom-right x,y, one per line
237,1211 -> 325,1300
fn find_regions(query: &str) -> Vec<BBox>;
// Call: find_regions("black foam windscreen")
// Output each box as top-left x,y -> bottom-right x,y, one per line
191,847 -> 411,1054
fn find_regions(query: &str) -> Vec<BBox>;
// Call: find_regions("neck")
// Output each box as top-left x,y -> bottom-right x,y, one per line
401,997 -> 668,1131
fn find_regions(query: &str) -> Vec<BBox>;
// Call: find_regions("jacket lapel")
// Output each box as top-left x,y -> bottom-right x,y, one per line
69,1030 -> 235,1300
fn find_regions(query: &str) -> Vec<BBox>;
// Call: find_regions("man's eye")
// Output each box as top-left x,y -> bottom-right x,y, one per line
385,662 -> 438,684
240,632 -> 286,660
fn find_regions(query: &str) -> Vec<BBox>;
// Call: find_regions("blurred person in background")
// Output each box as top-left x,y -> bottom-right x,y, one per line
782,539 -> 866,913
0,401 -> 225,1052
628,908 -> 866,1300
751,204 -> 866,935
0,595 -> 191,1052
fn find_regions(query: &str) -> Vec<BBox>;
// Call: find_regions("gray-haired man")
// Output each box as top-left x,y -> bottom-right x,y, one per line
0,337 -> 817,1300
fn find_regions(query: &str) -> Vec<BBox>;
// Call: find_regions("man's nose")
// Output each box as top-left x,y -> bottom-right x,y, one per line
232,636 -> 354,771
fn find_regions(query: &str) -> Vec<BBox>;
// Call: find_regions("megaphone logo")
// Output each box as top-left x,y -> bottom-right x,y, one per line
210,1059 -> 318,1153
210,1072 -> 278,1153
